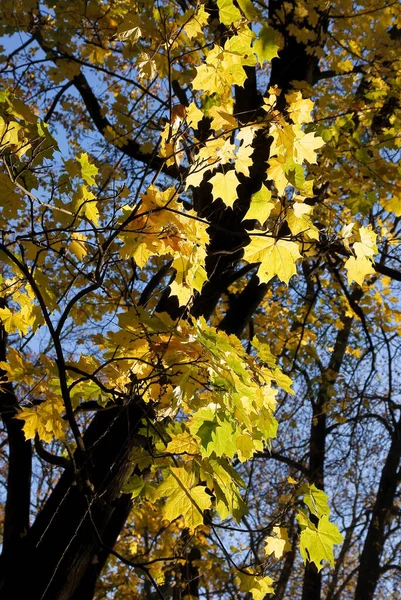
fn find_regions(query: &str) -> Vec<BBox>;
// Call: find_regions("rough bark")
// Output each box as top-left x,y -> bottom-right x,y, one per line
0,397 -> 149,599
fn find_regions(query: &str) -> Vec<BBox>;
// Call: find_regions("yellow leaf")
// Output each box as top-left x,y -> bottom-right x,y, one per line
266,156 -> 288,195
116,14 -> 141,41
243,235 -> 302,284
286,91 -> 314,124
77,152 -> 98,185
186,102 -> 204,129
244,185 -> 274,223
69,232 -> 88,261
0,306 -> 32,336
384,193 -> 401,216
344,255 -> 375,286
156,467 -> 212,531
210,170 -> 240,207
72,185 -> 99,225
287,202 -> 319,240
265,526 -> 292,559
253,26 -> 279,64
353,225 -> 377,259
217,0 -> 242,25
236,572 -> 274,600
183,5 -> 208,39
15,397 -> 67,443
294,131 -> 325,164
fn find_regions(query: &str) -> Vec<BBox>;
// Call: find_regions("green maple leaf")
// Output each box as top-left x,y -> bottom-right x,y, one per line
209,419 -> 237,458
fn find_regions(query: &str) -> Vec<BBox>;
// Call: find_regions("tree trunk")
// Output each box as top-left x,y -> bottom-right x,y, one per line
0,398 -> 148,599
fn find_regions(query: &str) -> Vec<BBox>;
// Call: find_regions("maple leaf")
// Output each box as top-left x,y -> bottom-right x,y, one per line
69,232 -> 88,260
294,131 -> 325,164
287,202 -> 319,240
243,235 -> 302,284
217,0 -> 241,26
209,171 -> 240,208
72,185 -> 99,225
253,26 -> 279,63
156,467 -> 212,531
345,255 -> 375,286
115,14 -> 141,41
244,185 -> 274,223
265,526 -> 292,558
303,484 -> 331,518
77,152 -> 98,185
16,398 -> 67,443
0,306 -> 32,336
236,572 -> 274,600
354,225 -> 377,258
297,511 -> 344,572
182,5 -> 208,39
208,418 -> 237,458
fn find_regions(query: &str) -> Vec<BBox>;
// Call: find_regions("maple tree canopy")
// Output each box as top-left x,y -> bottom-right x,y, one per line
0,0 -> 400,599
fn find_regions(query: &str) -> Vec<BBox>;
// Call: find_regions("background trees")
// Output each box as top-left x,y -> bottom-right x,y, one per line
0,0 -> 401,598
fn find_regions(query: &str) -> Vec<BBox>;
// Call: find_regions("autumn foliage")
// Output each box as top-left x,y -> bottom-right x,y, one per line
0,0 -> 401,599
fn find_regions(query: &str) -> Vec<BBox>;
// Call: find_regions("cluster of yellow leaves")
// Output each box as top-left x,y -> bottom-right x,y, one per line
15,396 -> 66,443
119,185 -> 208,305
0,280 -> 37,336
343,225 -> 378,285
0,349 -> 66,442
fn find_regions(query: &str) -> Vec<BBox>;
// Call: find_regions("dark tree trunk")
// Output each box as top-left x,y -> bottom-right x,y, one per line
0,398 -> 148,599
354,419 -> 401,600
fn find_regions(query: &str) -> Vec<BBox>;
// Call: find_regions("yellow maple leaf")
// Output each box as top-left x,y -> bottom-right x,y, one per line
286,91 -> 314,124
16,397 -> 67,443
266,156 -> 288,195
236,572 -> 274,600
244,185 -> 274,224
345,255 -> 375,286
243,235 -> 302,284
182,5 -> 208,39
294,131 -> 325,164
265,526 -> 292,559
186,102 -> 204,129
69,232 -> 88,261
210,170 -> 240,207
0,306 -> 33,336
287,202 -> 319,240
156,466 -> 212,531
72,185 -> 99,225
354,225 -> 377,259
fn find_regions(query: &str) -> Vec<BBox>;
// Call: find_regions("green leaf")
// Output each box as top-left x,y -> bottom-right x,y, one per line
209,418 -> 237,458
